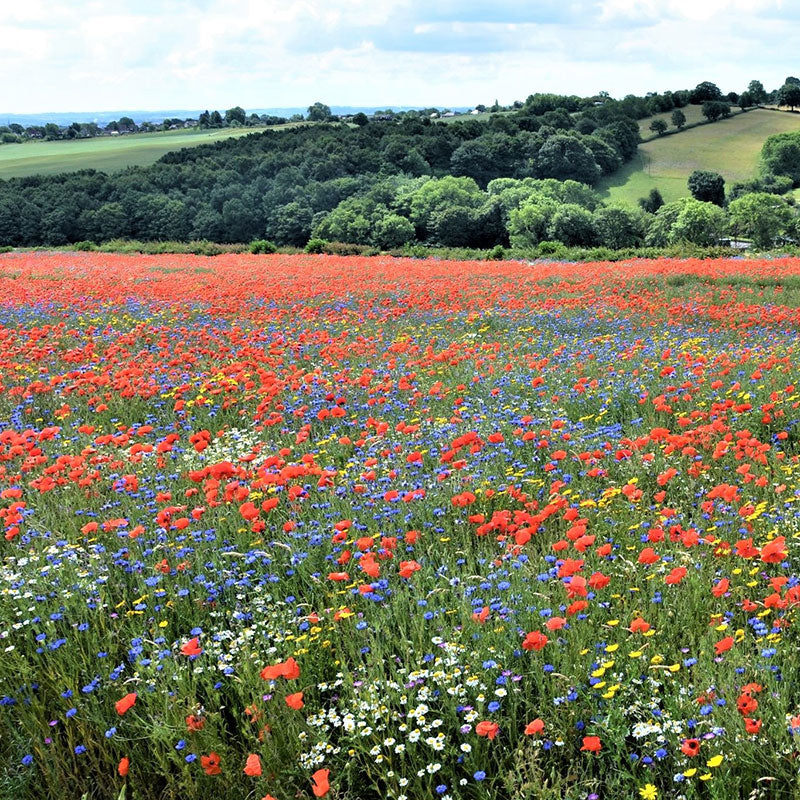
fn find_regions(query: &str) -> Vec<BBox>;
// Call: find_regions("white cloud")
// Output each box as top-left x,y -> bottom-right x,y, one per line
0,0 -> 796,113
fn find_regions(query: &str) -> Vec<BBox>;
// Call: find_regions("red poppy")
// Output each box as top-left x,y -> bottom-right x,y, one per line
285,691 -> 304,710
522,630 -> 548,651
681,738 -> 700,757
186,714 -> 206,732
760,536 -> 787,564
744,717 -> 762,734
311,768 -> 330,797
715,636 -> 734,655
115,692 -> 137,715
201,752 -> 221,776
580,735 -> 602,753
525,718 -> 544,735
118,757 -> 130,777
181,637 -> 202,656
475,720 -> 500,740
244,753 -> 262,776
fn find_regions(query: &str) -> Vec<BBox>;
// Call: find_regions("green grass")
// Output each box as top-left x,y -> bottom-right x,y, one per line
0,126 -> 299,179
599,108 -> 800,206
636,103 -> 738,139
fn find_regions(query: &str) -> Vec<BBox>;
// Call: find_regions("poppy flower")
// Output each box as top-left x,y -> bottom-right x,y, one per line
522,630 -> 548,651
475,720 -> 500,740
285,691 -> 304,710
118,757 -> 130,777
580,735 -> 602,753
311,768 -> 330,797
186,713 -> 206,731
525,718 -> 544,735
744,717 -> 762,734
115,693 -> 137,716
181,637 -> 202,656
244,753 -> 262,776
761,536 -> 787,564
201,752 -> 221,776
681,738 -> 700,757
715,636 -> 734,655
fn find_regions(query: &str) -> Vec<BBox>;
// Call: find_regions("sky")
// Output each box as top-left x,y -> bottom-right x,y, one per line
1,0 -> 798,113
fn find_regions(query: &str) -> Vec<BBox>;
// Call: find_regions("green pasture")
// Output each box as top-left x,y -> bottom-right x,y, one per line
0,126 -> 282,179
600,108 -> 800,205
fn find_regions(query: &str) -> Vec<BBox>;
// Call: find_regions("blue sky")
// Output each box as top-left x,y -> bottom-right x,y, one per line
1,0 -> 797,113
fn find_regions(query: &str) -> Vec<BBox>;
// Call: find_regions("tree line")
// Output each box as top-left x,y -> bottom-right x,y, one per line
2,79 -> 800,252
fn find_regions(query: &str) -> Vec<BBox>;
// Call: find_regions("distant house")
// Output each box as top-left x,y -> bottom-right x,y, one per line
443,112 -> 456,117
470,109 -> 481,115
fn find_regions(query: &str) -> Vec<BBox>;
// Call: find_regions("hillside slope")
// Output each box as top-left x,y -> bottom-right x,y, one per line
599,108 -> 800,205
0,126 -> 276,179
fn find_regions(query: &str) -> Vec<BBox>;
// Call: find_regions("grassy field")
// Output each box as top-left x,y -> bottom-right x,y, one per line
0,126 -> 277,179
600,108 -> 800,206
636,103 -> 743,139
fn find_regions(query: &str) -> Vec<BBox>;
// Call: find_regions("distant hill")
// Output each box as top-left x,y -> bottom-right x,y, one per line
599,107 -> 800,205
1,106 -> 471,127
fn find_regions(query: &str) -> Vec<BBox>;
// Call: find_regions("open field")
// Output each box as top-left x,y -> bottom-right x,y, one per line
636,103 -> 743,140
0,127 -> 280,179
600,108 -> 800,205
2,252 -> 800,799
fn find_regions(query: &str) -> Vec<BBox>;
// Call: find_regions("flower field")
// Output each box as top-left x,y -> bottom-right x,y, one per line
2,252 -> 800,800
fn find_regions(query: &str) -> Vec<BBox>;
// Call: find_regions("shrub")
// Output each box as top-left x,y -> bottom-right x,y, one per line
250,239 -> 278,254
304,238 -> 328,254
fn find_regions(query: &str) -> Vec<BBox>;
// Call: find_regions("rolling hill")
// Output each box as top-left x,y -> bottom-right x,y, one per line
0,126 -> 276,180
599,108 -> 800,206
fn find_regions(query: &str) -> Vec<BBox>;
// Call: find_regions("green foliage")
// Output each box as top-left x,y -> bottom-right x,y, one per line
646,197 -> 726,246
593,204 -> 646,248
306,102 -> 332,122
638,188 -> 664,214
535,135 -> 601,185
728,192 -> 793,247
687,170 -> 725,205
304,237 -> 328,254
778,82 -> 800,110
546,204 -> 597,246
701,101 -> 731,122
691,81 -> 722,103
670,108 -> 686,129
249,239 -> 277,254
761,131 -> 800,186
649,119 -> 668,136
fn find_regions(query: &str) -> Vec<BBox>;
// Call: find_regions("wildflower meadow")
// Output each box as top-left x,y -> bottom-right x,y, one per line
2,252 -> 800,800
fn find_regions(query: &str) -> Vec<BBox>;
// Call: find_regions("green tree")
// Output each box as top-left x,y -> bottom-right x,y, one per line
546,204 -> 597,246
225,106 -> 247,125
373,213 -> 414,248
535,135 -> 601,185
738,91 -> 753,111
593,204 -> 646,248
671,109 -> 686,129
761,132 -> 800,185
701,101 -> 729,122
671,198 -> 726,245
646,198 -> 724,246
687,170 -> 725,206
507,200 -> 556,248
747,80 -> 767,104
584,135 -> 622,175
307,102 -> 333,122
351,112 -> 369,126
728,192 -> 793,247
649,119 -> 668,136
638,188 -> 664,214
690,81 -> 722,103
408,176 -> 483,238
778,82 -> 800,110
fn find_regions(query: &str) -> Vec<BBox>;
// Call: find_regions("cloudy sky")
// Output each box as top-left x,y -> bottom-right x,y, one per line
2,0 -> 797,113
